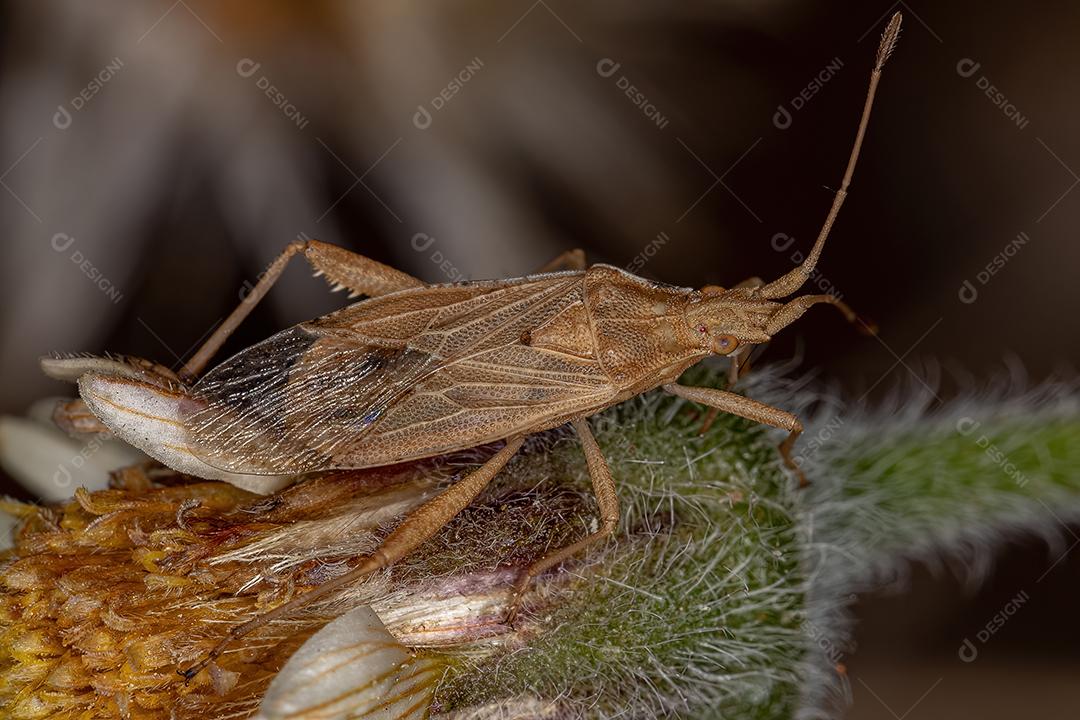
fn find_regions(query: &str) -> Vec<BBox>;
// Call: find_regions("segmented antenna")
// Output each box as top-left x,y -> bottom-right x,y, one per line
759,12 -> 903,300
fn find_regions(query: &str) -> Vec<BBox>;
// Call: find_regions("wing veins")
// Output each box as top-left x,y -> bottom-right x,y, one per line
456,360 -> 607,389
437,279 -> 579,366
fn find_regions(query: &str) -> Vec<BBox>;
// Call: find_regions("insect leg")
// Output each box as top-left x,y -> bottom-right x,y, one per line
534,248 -> 587,273
697,343 -> 773,435
180,240 -> 423,380
664,383 -> 808,487
304,240 -> 424,298
178,436 -> 524,682
505,417 -> 619,623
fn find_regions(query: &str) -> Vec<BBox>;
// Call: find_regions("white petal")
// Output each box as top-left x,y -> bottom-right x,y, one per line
256,605 -> 439,720
26,397 -> 70,427
0,414 -> 142,502
77,372 -> 292,494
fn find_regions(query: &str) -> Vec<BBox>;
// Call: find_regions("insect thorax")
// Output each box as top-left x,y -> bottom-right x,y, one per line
583,265 -> 705,390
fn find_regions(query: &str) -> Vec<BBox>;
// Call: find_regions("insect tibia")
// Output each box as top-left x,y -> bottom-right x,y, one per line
875,13 -> 903,71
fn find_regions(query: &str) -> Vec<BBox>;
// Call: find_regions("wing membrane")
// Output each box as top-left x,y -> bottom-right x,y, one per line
187,327 -> 435,473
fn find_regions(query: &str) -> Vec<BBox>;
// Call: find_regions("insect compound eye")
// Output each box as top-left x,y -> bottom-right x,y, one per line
714,334 -> 739,355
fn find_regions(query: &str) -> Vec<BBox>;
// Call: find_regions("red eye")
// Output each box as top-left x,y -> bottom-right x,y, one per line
697,325 -> 708,334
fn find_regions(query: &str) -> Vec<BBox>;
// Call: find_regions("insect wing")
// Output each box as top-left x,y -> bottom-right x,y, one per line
185,326 -> 434,474
185,273 -> 608,474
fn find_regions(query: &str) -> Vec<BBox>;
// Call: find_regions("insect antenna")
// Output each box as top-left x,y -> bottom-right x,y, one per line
758,12 -> 902,300
764,293 -> 878,336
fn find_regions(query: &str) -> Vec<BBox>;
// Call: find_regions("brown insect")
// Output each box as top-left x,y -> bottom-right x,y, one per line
72,14 -> 902,681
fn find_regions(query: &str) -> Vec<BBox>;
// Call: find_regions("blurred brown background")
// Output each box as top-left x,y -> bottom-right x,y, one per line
0,1 -> 1077,716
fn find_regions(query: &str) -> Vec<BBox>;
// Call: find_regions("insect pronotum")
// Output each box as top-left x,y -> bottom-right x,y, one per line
69,14 -> 903,681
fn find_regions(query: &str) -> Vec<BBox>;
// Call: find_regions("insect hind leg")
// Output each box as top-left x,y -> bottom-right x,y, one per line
505,416 -> 619,624
305,240 -> 424,299
180,240 -> 423,380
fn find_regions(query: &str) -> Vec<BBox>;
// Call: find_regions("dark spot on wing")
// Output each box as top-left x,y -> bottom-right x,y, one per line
186,325 -> 437,473
189,327 -> 319,428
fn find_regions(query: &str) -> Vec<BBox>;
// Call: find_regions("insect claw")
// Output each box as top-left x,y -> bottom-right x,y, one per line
331,283 -> 346,293
312,270 -> 325,277
501,572 -> 531,628
786,461 -> 810,489
347,291 -> 361,299
501,600 -> 521,629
